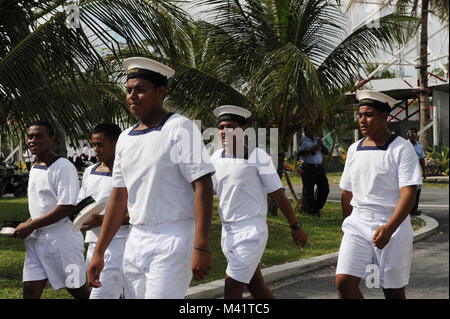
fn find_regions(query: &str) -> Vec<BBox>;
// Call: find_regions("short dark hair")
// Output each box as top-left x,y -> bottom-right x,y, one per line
93,123 -> 122,142
29,120 -> 55,137
408,127 -> 418,133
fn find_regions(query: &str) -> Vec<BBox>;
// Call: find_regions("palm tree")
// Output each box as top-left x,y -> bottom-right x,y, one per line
0,0 -> 191,154
162,0 -> 416,213
348,0 -> 449,150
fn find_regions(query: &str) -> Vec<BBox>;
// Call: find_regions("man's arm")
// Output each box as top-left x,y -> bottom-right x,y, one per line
372,185 -> 417,249
191,173 -> 213,281
341,190 -> 353,221
87,187 -> 128,287
419,158 -> 426,179
270,188 -> 307,247
317,138 -> 329,155
13,205 -> 74,238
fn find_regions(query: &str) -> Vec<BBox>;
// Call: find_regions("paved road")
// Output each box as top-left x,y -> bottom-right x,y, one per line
269,186 -> 449,299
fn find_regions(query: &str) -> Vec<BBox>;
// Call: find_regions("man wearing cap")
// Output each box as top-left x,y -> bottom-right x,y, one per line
78,123 -> 130,299
13,120 -> 90,299
87,57 -> 215,299
297,123 -> 330,217
335,90 -> 422,299
406,127 -> 426,216
211,105 -> 307,299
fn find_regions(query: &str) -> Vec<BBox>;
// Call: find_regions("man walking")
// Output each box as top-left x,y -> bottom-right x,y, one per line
87,57 -> 215,299
336,90 -> 422,299
13,120 -> 89,299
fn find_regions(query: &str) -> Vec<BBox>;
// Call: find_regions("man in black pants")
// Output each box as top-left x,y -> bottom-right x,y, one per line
298,123 -> 330,217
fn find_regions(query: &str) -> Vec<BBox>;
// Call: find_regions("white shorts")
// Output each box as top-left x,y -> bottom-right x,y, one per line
336,211 -> 414,289
85,237 -> 127,299
221,217 -> 268,284
23,219 -> 86,290
122,220 -> 194,299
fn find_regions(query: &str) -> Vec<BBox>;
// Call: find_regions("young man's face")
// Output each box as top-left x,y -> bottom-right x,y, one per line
126,77 -> 166,119
27,125 -> 55,157
357,105 -> 387,137
303,124 -> 314,139
218,120 -> 245,147
92,133 -> 116,163
407,129 -> 417,142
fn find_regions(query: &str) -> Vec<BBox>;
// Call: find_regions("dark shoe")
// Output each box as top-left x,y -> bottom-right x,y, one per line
411,210 -> 421,216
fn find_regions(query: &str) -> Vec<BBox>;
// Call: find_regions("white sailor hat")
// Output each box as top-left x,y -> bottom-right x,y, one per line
123,57 -> 175,83
0,220 -> 21,236
213,105 -> 252,125
70,196 -> 106,232
356,90 -> 400,113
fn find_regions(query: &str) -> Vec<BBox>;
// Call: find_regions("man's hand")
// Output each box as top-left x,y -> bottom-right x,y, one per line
87,252 -> 104,288
292,228 -> 308,248
191,249 -> 212,281
372,224 -> 394,249
80,214 -> 103,232
12,220 -> 35,239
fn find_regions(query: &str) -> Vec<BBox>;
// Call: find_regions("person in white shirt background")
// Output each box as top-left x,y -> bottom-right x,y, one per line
211,105 -> 307,299
22,148 -> 35,171
406,127 -> 426,216
67,143 -> 75,163
78,122 -> 130,299
335,90 -> 422,299
13,120 -> 90,299
87,57 -> 215,299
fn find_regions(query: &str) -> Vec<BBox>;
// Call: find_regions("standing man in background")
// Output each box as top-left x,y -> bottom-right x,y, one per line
298,123 -> 330,217
407,127 -> 426,216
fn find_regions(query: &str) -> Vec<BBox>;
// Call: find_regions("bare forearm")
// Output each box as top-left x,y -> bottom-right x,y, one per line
192,175 -> 213,250
385,185 -> 417,233
29,205 -> 74,230
341,191 -> 353,220
271,189 -> 297,225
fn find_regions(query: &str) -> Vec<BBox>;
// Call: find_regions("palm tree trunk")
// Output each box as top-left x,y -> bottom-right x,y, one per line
419,0 -> 432,149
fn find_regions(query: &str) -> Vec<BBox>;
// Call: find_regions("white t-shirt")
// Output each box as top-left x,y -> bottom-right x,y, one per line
339,135 -> 422,217
78,163 -> 130,243
28,157 -> 79,227
211,147 -> 283,223
113,113 -> 215,226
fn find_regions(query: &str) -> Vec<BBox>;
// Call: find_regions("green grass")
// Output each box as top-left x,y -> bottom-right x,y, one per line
0,196 -> 425,298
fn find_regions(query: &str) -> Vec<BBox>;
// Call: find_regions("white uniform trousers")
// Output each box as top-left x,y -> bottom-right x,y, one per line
22,219 -> 86,290
221,217 -> 268,284
85,237 -> 127,299
336,210 -> 414,289
122,220 -> 195,299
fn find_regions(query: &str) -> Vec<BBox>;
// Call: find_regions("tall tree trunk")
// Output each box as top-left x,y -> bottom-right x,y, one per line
419,0 -> 432,149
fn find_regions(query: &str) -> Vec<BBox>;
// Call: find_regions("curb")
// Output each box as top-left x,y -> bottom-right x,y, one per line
185,214 -> 439,299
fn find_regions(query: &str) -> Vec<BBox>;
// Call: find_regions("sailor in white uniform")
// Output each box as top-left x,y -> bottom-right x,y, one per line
87,57 -> 215,299
78,123 -> 130,299
336,90 -> 422,299
13,120 -> 90,299
211,105 -> 308,299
